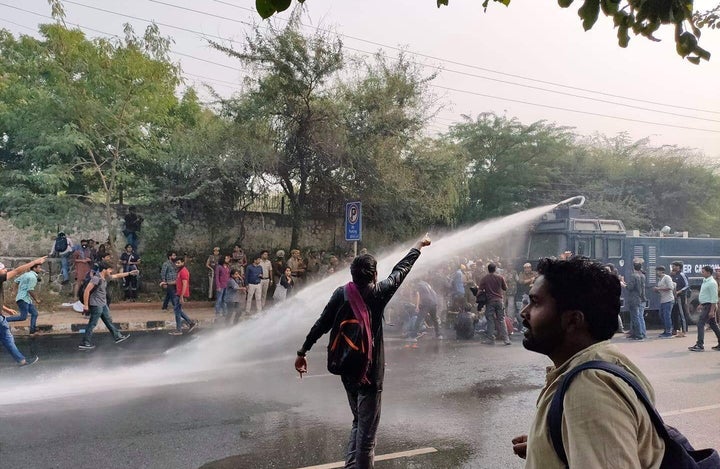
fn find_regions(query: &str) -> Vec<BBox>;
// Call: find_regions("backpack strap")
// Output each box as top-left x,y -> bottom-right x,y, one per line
548,360 -> 672,467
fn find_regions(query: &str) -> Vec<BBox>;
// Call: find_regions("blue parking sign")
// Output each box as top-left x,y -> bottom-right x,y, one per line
345,201 -> 362,241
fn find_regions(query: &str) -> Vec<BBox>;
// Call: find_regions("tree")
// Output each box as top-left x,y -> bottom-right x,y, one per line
210,14 -> 345,249
254,0 -> 710,63
0,23 -> 184,243
447,113 -> 576,222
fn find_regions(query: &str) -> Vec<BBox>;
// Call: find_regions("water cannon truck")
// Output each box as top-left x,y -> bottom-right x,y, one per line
525,196 -> 720,324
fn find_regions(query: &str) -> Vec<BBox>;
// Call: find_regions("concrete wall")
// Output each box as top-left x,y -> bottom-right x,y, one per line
0,209 -> 358,257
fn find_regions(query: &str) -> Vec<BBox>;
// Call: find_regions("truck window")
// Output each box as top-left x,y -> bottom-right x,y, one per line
528,233 -> 565,260
608,239 -> 622,258
575,238 -> 591,257
594,238 -> 605,259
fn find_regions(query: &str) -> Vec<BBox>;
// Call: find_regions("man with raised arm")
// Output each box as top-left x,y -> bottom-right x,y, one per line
294,235 -> 431,469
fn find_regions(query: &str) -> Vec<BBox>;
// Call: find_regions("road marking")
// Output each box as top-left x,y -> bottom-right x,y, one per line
296,447 -> 438,469
662,403 -> 720,417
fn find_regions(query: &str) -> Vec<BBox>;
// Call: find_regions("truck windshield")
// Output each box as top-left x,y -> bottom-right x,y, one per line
528,233 -> 566,260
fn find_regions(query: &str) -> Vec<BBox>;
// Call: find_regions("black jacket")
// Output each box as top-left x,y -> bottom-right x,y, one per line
301,248 -> 421,388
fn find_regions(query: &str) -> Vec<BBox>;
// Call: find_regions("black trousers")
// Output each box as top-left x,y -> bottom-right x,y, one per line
343,379 -> 382,469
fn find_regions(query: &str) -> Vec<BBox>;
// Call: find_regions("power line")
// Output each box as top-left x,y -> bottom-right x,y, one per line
2,4 -> 718,134
143,0 -> 720,123
433,85 -> 720,134
210,0 -> 720,116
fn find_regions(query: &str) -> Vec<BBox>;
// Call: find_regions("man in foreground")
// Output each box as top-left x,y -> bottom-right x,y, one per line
512,257 -> 664,467
294,235 -> 431,468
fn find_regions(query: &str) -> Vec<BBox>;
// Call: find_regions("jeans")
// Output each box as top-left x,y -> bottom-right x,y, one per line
343,380 -> 382,469
629,304 -> 647,338
414,304 -> 441,337
82,305 -> 122,345
7,300 -> 39,333
0,315 -> 25,363
696,303 -> 720,347
659,301 -> 673,334
170,291 -> 193,331
124,231 -> 138,253
60,252 -> 71,282
215,288 -> 226,315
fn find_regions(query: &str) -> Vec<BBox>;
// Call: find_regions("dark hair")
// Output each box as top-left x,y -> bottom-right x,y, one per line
230,268 -> 239,276
166,251 -> 176,259
671,261 -> 684,268
633,263 -> 643,271
350,254 -> 377,285
96,261 -> 110,271
487,263 -> 497,273
260,250 -> 269,255
537,257 -> 620,341
656,265 -> 666,272
125,244 -> 133,249
702,265 -> 713,274
175,256 -> 185,263
218,257 -> 226,266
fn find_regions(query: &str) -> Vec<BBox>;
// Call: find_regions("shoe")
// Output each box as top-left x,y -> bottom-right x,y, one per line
19,356 -> 39,367
712,345 -> 720,351
436,335 -> 444,340
78,343 -> 96,350
632,337 -> 645,341
659,333 -> 673,338
187,321 -> 198,333
415,331 -> 427,339
688,344 -> 704,352
677,332 -> 686,338
168,330 -> 183,336
504,341 -> 512,346
114,334 -> 130,344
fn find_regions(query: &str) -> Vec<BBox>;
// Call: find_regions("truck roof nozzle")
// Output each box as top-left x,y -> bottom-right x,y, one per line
557,195 -> 585,208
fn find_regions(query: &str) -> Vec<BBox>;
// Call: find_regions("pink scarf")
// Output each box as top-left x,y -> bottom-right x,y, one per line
346,282 -> 373,384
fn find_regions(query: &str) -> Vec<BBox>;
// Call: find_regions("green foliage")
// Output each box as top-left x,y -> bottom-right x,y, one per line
0,23 -> 184,241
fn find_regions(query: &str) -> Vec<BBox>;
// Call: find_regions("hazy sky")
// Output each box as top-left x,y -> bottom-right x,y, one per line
2,0 -> 719,156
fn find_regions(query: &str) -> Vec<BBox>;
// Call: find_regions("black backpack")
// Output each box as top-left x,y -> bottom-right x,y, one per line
549,360 -> 720,469
77,274 -> 98,303
54,234 -> 68,253
326,286 -> 369,380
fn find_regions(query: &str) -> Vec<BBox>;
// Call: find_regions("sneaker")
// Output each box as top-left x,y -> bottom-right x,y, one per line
187,321 -> 198,333
688,344 -> 704,352
114,334 -> 130,344
659,333 -> 673,338
632,337 -> 645,341
168,330 -> 183,336
415,331 -> 427,339
712,345 -> 720,351
19,356 -> 39,367
78,343 -> 96,350
504,340 -> 512,346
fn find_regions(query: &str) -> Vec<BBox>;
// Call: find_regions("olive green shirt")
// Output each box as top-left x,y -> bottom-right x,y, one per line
525,341 -> 665,469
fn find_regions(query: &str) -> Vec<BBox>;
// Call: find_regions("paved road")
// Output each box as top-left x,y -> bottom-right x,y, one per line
0,325 -> 718,469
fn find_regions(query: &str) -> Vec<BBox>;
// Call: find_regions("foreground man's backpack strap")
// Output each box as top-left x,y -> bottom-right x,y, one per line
548,360 -> 720,469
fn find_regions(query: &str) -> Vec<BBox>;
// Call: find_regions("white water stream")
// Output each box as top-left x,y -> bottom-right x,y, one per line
0,202 -> 561,406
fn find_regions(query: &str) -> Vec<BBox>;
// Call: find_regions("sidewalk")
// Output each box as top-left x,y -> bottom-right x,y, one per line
8,301 -> 219,336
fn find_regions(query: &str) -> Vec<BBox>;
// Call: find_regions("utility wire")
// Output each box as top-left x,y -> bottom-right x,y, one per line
209,0 -> 720,116
2,3 -> 718,134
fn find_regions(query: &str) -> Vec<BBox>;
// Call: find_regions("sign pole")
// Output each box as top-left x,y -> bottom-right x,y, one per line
353,241 -> 357,258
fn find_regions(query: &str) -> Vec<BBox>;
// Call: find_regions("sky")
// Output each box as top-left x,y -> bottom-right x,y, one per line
1,0 -> 719,157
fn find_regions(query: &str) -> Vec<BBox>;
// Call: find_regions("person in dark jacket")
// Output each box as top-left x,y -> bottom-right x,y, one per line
294,235 -> 431,469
